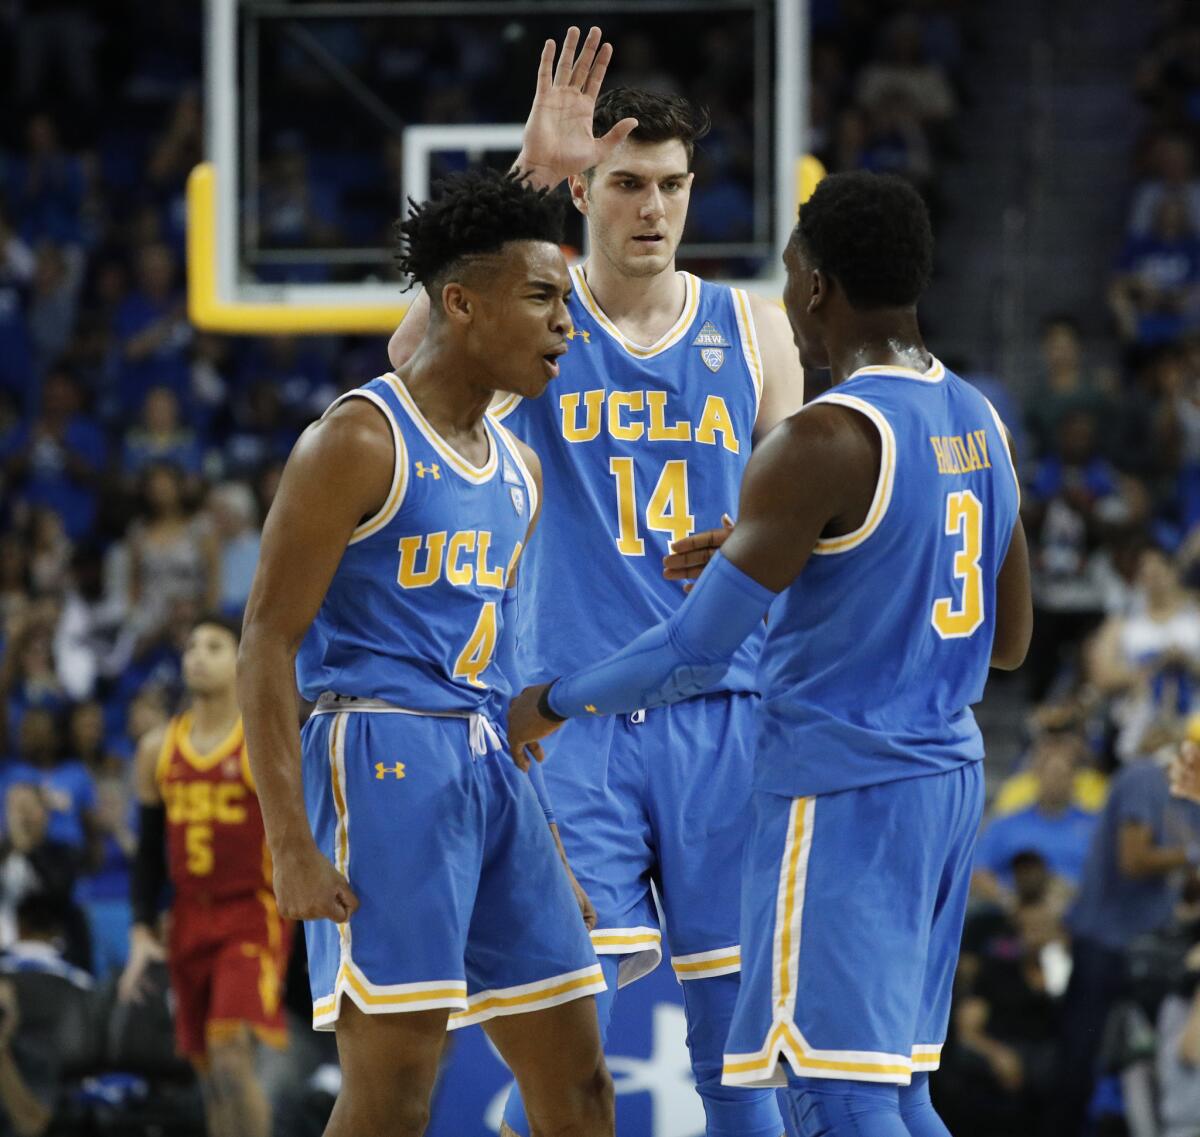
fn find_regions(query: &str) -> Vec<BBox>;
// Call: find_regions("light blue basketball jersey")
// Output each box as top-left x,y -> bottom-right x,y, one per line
296,373 -> 537,720
493,264 -> 763,692
754,358 -> 1021,798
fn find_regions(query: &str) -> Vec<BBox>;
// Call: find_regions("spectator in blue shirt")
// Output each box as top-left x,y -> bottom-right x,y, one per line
1055,757 -> 1200,1134
1111,193 -> 1200,347
0,368 -> 106,542
111,243 -> 191,418
121,386 -> 204,483
4,709 -> 97,867
973,729 -> 1099,902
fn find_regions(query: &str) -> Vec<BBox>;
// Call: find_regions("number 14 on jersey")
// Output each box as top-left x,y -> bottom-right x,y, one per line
610,458 -> 695,556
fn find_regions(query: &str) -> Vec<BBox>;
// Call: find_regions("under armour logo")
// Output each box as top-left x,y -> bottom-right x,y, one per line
375,762 -> 406,780
415,462 -> 440,479
566,328 -> 591,344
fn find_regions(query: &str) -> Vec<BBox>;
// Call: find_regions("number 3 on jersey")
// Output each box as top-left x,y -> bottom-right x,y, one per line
610,458 -> 695,556
932,490 -> 984,638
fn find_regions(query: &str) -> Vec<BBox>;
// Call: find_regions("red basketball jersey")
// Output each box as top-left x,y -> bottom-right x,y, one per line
156,713 -> 272,902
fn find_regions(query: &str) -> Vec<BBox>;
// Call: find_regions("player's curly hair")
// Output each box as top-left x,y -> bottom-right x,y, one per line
394,167 -> 565,292
793,172 -> 933,309
593,88 -> 711,166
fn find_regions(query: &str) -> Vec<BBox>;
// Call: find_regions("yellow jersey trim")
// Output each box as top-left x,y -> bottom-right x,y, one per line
570,264 -> 700,358
321,387 -> 410,545
328,714 -> 351,951
811,394 -> 897,555
382,372 -> 498,484
490,392 -> 522,422
447,965 -> 606,1028
175,713 -> 245,773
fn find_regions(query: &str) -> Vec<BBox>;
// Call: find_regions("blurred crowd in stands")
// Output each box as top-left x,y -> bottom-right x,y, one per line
8,0 -> 1200,1135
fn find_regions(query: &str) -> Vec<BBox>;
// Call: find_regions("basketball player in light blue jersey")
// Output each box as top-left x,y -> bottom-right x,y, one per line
508,172 -> 1034,1137
238,169 -> 615,1137
388,27 -> 804,1137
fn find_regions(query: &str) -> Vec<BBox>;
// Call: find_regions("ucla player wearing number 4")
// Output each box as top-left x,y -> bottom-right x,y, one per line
509,172 -> 1034,1137
238,170 -> 615,1137
389,27 -> 804,1137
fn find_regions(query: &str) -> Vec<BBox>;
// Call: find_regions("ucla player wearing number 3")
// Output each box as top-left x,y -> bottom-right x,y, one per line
510,173 -> 1034,1137
389,27 -> 804,1137
238,170 -> 615,1137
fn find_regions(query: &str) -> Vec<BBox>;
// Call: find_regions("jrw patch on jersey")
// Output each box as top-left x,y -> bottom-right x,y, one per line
692,320 -> 732,373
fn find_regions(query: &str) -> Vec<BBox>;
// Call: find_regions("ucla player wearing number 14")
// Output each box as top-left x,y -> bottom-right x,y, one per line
390,28 -> 805,1137
510,173 -> 1034,1137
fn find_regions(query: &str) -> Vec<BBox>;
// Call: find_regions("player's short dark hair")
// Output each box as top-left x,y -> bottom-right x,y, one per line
592,88 -> 711,166
192,612 -> 242,645
394,168 -> 565,292
791,172 -> 933,309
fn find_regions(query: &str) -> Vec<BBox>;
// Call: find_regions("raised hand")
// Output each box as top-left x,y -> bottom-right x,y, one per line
515,26 -> 639,188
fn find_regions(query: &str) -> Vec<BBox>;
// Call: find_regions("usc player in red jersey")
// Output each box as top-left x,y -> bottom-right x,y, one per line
119,615 -> 289,1137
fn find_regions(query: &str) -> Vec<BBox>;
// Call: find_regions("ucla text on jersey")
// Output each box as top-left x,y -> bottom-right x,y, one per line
296,373 -> 537,719
493,264 -> 764,690
755,358 -> 1021,798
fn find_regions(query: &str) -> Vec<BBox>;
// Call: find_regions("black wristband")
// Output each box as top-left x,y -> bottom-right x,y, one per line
537,682 -> 567,723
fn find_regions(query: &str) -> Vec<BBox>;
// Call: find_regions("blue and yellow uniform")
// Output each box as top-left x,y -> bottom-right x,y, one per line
722,358 -> 1021,1088
495,265 -> 782,1137
298,373 -> 603,1032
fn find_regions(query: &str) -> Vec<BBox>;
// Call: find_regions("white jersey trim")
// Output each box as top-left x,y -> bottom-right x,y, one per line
845,356 -> 945,384
323,388 -> 410,545
982,397 -> 1021,508
732,288 -> 765,418
810,394 -> 897,556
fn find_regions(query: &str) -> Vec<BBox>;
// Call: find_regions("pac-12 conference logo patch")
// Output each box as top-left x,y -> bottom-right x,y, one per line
691,321 -> 731,373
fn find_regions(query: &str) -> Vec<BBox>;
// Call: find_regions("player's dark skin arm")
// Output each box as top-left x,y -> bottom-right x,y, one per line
702,403 -> 878,607
991,430 -> 1032,671
238,399 -> 394,923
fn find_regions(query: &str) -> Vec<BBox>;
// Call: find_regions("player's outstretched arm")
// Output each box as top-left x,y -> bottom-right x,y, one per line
238,400 -> 393,923
508,404 -> 874,749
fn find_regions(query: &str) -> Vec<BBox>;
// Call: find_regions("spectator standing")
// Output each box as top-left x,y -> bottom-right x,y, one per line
1057,757 -> 1200,1134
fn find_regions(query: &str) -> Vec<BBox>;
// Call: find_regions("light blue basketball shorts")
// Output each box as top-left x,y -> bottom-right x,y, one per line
301,707 -> 605,1031
541,693 -> 759,989
723,762 -> 985,1088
